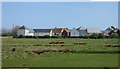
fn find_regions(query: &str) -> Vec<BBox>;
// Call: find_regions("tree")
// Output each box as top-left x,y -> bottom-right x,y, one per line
11,26 -> 20,35
89,33 -> 98,39
110,33 -> 118,38
98,33 -> 104,39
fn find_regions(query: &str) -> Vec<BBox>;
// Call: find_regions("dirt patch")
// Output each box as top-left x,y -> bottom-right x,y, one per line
25,48 -> 69,54
74,42 -> 87,45
9,44 -> 73,46
105,44 -> 120,47
10,47 -> 15,51
49,41 -> 64,44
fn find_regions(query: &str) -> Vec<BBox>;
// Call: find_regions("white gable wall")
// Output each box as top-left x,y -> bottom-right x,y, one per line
17,29 -> 34,36
17,29 -> 25,36
70,29 -> 79,37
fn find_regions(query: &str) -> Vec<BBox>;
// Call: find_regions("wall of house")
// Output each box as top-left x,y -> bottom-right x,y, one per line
28,33 -> 34,36
34,32 -> 50,36
50,30 -> 53,36
70,29 -> 79,37
17,29 -> 25,36
17,29 -> 34,36
79,30 -> 86,36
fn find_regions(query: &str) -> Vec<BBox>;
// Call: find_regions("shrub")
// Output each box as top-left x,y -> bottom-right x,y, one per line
44,35 -> 50,38
89,33 -> 98,39
110,33 -> 118,38
1,33 -> 12,36
84,36 -> 89,39
98,33 -> 104,39
18,35 -> 24,38
54,35 -> 62,38
35,36 -> 39,39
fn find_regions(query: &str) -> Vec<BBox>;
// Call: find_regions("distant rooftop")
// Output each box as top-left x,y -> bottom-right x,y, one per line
19,25 -> 28,29
33,29 -> 52,33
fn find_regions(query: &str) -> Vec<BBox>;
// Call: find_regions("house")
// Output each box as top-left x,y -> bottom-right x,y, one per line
104,27 -> 112,36
70,27 -> 86,37
70,28 -> 79,37
33,29 -> 53,36
77,27 -> 86,36
52,27 -> 64,36
17,25 -> 34,36
61,28 -> 70,37
86,28 -> 101,35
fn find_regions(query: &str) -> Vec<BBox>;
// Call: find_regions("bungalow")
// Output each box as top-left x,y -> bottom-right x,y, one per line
86,28 -> 101,35
33,29 -> 53,36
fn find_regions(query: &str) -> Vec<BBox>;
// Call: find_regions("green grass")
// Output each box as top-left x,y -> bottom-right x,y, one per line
2,38 -> 119,67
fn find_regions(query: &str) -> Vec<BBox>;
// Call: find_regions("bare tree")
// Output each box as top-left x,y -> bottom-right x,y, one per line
11,26 -> 20,35
2,28 -> 11,34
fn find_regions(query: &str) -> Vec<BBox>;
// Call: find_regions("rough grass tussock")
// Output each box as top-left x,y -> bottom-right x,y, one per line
74,42 -> 87,45
10,47 -> 16,51
105,44 -> 120,47
9,44 -> 73,46
25,48 -> 69,54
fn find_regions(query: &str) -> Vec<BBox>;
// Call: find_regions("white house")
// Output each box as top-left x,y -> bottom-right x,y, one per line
77,27 -> 86,36
104,27 -> 112,36
33,29 -> 53,36
70,27 -> 87,37
86,28 -> 101,35
17,25 -> 34,36
70,28 -> 79,37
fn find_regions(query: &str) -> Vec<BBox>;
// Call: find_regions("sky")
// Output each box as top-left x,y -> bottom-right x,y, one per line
2,2 -> 118,30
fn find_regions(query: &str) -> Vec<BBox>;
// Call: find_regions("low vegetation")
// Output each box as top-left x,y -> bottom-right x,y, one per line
2,38 -> 119,67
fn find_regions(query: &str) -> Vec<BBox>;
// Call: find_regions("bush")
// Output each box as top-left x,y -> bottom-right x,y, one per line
84,36 -> 89,39
53,35 -> 62,38
44,35 -> 50,38
110,33 -> 118,38
98,33 -> 104,39
1,33 -> 12,36
35,36 -> 39,39
89,33 -> 98,39
18,35 -> 24,38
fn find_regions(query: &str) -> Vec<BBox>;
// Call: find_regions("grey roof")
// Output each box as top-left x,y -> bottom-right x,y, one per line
105,27 -> 112,31
33,29 -> 52,33
87,28 -> 101,33
19,25 -> 28,29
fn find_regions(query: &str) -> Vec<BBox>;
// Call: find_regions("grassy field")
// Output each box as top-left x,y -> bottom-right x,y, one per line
2,38 -> 119,67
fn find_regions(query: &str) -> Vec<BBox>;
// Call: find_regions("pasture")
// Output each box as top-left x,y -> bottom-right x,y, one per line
2,38 -> 119,67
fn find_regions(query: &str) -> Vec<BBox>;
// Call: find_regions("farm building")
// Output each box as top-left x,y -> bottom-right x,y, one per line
86,28 -> 101,35
33,29 -> 53,36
